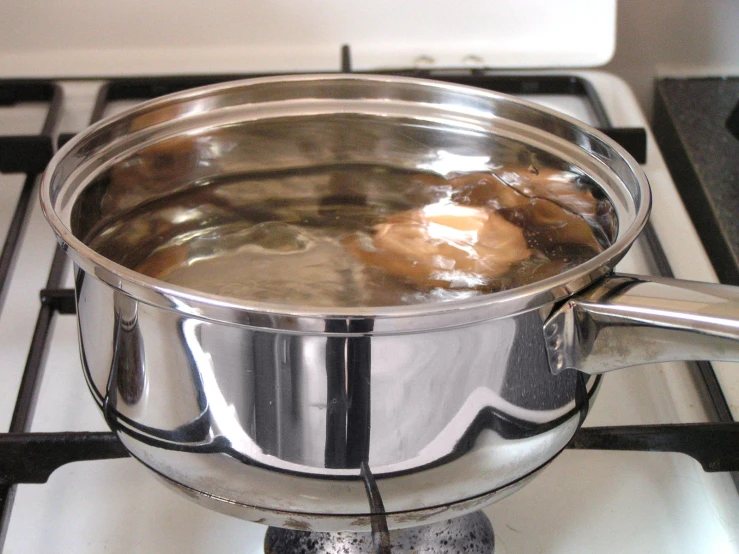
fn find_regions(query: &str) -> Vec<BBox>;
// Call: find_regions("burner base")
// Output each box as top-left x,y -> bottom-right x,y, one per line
264,511 -> 494,553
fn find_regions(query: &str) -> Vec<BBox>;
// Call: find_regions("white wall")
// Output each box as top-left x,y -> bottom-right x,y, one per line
604,0 -> 739,118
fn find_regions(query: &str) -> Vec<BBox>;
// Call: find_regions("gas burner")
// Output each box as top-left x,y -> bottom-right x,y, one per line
264,512 -> 494,554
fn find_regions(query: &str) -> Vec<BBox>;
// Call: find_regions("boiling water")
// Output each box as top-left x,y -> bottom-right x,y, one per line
86,165 -> 616,308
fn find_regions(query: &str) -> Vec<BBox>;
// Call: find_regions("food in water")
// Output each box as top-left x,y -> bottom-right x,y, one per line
342,204 -> 531,288
447,172 -> 602,249
341,170 -> 607,291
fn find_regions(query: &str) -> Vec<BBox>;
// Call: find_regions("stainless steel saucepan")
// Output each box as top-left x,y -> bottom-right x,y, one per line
39,75 -> 739,531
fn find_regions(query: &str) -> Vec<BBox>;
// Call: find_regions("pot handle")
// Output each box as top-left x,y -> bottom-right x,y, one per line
545,273 -> 739,374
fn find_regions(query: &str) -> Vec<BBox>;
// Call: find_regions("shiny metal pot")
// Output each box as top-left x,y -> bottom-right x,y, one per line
40,75 -> 739,531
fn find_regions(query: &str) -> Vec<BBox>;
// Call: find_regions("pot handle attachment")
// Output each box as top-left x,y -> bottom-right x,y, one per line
545,273 -> 739,374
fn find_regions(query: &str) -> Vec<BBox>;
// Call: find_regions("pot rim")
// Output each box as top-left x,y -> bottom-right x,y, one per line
40,74 -> 650,334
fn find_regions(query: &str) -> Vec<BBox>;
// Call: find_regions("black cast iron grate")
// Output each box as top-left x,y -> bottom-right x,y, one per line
0,49 -> 734,553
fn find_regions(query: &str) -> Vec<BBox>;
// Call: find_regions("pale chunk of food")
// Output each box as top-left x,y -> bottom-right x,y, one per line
344,203 -> 531,288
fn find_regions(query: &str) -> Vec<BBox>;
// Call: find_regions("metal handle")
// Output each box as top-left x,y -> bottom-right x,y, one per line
545,273 -> 739,374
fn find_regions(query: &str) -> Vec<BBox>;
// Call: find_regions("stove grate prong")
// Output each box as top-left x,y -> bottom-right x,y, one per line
0,432 -> 128,486
569,423 -> 739,472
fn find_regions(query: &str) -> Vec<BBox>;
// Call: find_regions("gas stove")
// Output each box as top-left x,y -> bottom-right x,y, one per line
1,66 -> 738,553
1,1 -> 739,552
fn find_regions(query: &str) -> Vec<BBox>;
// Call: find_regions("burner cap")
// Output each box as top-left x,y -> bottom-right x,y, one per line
264,511 -> 494,553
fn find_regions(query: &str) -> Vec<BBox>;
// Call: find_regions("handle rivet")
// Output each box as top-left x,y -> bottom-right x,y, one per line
545,322 -> 558,337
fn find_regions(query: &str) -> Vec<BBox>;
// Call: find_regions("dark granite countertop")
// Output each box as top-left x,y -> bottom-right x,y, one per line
654,77 -> 739,285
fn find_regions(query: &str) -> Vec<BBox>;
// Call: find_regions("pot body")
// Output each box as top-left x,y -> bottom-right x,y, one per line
77,267 -> 595,529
